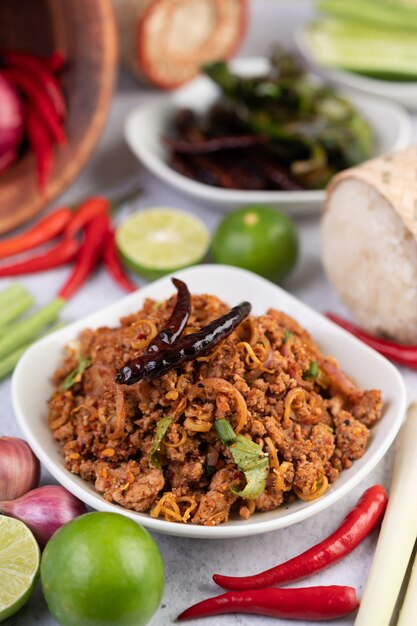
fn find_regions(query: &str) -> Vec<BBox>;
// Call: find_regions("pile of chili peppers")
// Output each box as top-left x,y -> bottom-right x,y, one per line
0,195 -> 137,295
326,312 -> 417,371
178,485 -> 387,621
114,277 -> 251,385
0,49 -> 67,191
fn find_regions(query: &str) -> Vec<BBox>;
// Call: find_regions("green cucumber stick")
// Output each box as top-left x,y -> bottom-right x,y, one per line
0,284 -> 34,328
0,298 -> 65,360
318,0 -> 417,33
0,320 -> 66,381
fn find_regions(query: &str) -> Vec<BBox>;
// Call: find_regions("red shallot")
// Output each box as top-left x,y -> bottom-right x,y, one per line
0,437 -> 40,501
0,72 -> 23,172
0,485 -> 87,546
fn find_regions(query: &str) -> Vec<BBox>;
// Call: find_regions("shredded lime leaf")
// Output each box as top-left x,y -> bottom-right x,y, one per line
214,418 -> 269,499
150,416 -> 172,468
303,360 -> 319,380
61,356 -> 92,391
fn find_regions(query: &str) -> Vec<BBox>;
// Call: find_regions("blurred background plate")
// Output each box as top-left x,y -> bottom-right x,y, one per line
125,56 -> 412,216
0,0 -> 117,234
296,29 -> 417,111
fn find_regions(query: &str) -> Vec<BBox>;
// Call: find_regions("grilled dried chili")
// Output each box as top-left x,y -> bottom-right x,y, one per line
115,300 -> 251,385
163,134 -> 270,154
145,278 -> 191,353
213,485 -> 387,591
177,586 -> 359,621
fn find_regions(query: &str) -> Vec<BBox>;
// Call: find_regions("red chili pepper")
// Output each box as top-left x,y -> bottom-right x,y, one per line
25,104 -> 53,192
2,51 -> 66,119
4,68 -> 65,145
0,237 -> 79,277
214,485 -> 387,591
65,197 -> 109,238
177,586 -> 359,621
0,207 -> 72,260
58,213 -> 109,300
326,312 -> 417,370
45,51 -> 66,74
102,227 -> 137,293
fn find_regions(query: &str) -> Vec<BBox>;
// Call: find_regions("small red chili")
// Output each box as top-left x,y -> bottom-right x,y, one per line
177,586 -> 359,621
0,206 -> 72,260
25,103 -> 53,192
0,237 -> 79,277
65,197 -> 109,238
102,227 -> 137,293
58,212 -> 109,300
4,67 -> 65,145
2,50 -> 66,119
214,485 -> 387,590
326,312 -> 417,370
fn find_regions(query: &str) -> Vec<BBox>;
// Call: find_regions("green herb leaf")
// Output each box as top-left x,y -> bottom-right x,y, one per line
62,356 -> 92,391
215,418 -> 237,446
150,416 -> 172,469
282,329 -> 293,344
214,418 -> 269,500
302,360 -> 319,380
206,465 -> 216,477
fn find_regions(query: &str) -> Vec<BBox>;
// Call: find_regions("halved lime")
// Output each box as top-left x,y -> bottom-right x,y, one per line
116,208 -> 210,280
0,516 -> 40,622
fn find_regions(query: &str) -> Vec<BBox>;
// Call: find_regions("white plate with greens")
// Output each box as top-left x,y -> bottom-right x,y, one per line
125,57 -> 411,216
12,265 -> 406,538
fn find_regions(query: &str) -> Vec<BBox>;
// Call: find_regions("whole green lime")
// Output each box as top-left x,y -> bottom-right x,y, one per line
211,205 -> 298,282
40,512 -> 164,626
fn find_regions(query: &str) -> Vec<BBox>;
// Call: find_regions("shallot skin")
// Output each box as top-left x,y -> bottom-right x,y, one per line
0,485 -> 87,546
0,437 -> 40,501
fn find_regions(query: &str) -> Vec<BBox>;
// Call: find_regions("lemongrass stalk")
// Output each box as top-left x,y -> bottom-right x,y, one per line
0,320 -> 66,381
397,543 -> 417,626
354,403 -> 417,626
0,298 -> 64,360
0,293 -> 35,330
0,283 -> 30,306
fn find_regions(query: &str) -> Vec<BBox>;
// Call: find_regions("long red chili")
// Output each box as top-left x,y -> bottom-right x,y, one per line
4,67 -> 65,145
0,207 -> 71,260
326,312 -> 417,370
58,213 -> 109,300
25,104 -> 53,192
102,227 -> 137,293
214,485 -> 387,591
177,586 -> 359,621
2,50 -> 66,119
65,197 -> 109,238
0,237 -> 79,277
115,300 -> 251,385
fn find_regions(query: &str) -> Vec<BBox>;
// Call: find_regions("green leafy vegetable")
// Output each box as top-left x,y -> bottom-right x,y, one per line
62,356 -> 92,391
214,418 -> 269,499
150,416 -> 172,469
282,329 -> 293,344
303,360 -> 319,380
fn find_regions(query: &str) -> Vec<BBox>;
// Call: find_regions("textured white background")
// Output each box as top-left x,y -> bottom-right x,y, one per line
2,2 -> 416,625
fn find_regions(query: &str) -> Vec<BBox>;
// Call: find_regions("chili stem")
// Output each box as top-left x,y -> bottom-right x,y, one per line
0,320 -> 65,380
0,298 -> 64,360
0,287 -> 34,328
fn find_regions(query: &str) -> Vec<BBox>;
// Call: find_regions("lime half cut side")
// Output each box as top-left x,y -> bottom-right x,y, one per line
116,208 -> 210,280
0,516 -> 40,622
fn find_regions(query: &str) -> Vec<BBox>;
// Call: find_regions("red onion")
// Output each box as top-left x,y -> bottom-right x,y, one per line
0,437 -> 40,501
0,72 -> 23,172
0,485 -> 87,546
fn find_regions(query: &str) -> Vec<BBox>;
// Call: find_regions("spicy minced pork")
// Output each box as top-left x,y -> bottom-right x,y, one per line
48,293 -> 382,526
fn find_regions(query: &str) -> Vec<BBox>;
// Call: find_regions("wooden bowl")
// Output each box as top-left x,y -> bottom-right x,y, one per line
0,0 -> 117,234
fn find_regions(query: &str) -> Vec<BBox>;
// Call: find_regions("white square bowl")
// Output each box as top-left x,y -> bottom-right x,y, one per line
12,265 -> 406,538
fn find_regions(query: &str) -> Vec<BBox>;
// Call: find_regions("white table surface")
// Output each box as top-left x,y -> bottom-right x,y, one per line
2,2 -> 416,625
